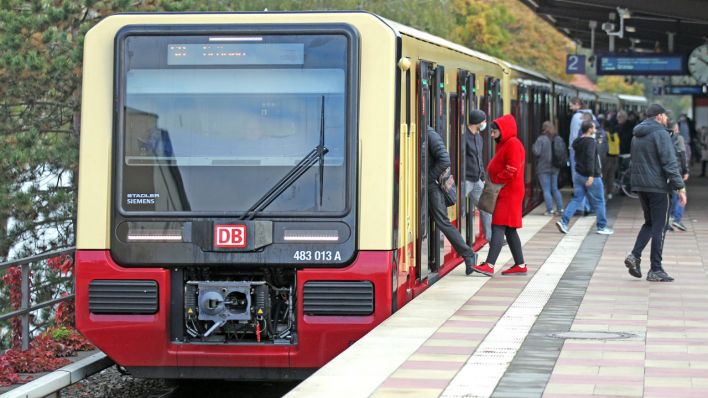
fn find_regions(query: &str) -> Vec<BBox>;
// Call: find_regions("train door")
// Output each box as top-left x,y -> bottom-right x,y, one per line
416,60 -> 431,280
462,72 -> 477,246
429,64 -> 446,274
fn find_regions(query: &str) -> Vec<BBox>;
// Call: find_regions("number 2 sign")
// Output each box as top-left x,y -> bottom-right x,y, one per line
566,54 -> 586,75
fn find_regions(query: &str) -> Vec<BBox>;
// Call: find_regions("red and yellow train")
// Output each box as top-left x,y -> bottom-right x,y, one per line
75,11 -> 645,380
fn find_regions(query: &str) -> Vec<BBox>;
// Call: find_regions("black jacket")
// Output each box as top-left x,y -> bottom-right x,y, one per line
671,132 -> 689,176
572,135 -> 601,177
427,127 -> 450,187
465,129 -> 484,182
630,119 -> 685,193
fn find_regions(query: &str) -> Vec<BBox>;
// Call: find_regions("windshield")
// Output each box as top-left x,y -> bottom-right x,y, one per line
118,33 -> 350,215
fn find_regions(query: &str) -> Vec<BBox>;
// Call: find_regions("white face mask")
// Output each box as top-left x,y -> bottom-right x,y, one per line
479,121 -> 488,131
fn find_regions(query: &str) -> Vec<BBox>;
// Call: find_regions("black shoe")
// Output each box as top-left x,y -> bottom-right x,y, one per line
464,253 -> 478,276
647,270 -> 674,282
624,254 -> 642,278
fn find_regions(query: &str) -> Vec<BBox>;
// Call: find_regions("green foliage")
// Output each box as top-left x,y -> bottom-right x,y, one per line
597,76 -> 645,96
51,326 -> 72,341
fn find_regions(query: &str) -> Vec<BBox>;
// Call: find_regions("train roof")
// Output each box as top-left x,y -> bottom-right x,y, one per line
617,94 -> 648,104
380,17 -> 502,66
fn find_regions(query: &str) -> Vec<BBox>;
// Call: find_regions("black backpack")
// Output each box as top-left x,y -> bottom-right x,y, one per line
551,137 -> 566,169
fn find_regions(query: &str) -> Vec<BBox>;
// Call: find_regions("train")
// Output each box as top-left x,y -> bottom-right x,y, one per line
75,11 -> 647,380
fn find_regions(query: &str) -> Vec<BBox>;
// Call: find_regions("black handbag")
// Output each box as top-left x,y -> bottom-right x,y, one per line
438,167 -> 457,207
477,181 -> 504,214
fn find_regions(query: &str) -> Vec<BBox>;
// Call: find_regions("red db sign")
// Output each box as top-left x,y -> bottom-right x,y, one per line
214,224 -> 247,249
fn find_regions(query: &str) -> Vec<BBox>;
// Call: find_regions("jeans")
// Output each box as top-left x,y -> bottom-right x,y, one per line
465,179 -> 492,241
632,192 -> 670,272
485,225 -> 524,266
569,151 -> 591,213
538,172 -> 563,212
603,155 -> 619,197
429,185 -> 475,260
670,192 -> 684,222
561,174 -> 608,230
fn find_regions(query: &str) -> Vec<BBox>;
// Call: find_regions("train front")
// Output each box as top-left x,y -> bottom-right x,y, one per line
75,14 -> 397,380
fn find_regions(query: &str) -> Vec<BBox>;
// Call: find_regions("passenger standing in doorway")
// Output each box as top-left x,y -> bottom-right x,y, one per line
532,121 -> 565,215
556,120 -> 614,236
426,127 -> 477,273
465,110 -> 492,252
624,104 -> 686,282
470,115 -> 527,276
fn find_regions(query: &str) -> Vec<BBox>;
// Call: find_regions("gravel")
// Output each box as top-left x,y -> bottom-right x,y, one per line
59,366 -> 173,398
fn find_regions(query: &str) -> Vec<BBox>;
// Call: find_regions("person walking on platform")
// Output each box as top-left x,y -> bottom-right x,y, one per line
465,110 -> 492,251
568,98 -> 594,215
667,120 -> 689,232
556,120 -> 614,236
532,121 -> 565,216
624,104 -> 686,282
470,115 -> 527,276
426,126 -> 477,273
700,126 -> 708,177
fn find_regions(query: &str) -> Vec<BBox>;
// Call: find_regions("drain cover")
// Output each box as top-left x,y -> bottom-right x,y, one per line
550,331 -> 636,340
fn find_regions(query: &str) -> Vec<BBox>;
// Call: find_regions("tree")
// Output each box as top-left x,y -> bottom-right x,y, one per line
597,76 -> 645,96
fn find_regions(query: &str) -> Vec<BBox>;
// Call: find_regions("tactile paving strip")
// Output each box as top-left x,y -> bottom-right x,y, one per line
440,216 -> 595,398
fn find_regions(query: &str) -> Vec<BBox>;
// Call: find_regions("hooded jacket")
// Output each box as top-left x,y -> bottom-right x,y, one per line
629,118 -> 684,193
487,115 -> 525,228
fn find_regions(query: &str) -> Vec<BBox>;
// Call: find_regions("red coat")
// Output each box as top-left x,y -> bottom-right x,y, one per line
487,115 -> 525,228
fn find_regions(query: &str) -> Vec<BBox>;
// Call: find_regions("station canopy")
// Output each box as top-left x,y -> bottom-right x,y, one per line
521,0 -> 708,54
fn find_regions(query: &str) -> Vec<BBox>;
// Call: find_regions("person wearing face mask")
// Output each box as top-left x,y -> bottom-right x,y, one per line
624,104 -> 686,283
470,115 -> 527,276
464,110 -> 492,255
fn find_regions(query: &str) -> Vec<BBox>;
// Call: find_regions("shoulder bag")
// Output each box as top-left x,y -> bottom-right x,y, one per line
437,167 -> 457,207
477,181 -> 504,214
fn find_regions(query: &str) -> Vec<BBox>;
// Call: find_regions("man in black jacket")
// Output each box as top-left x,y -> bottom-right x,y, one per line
465,110 -> 492,250
625,104 -> 687,282
427,126 -> 476,274
556,120 -> 613,235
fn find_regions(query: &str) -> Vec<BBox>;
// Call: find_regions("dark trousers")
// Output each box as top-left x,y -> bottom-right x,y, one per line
631,192 -> 670,272
485,224 -> 525,266
429,186 -> 474,260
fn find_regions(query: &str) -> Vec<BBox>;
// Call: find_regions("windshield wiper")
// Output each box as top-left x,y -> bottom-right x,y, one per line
241,97 -> 327,220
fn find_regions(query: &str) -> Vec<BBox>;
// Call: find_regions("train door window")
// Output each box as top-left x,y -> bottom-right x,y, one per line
416,60 -> 432,280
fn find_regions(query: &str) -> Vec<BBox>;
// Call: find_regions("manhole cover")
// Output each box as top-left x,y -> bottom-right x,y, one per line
550,331 -> 636,340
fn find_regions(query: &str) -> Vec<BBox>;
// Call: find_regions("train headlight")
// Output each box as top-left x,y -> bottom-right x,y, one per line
283,229 -> 339,242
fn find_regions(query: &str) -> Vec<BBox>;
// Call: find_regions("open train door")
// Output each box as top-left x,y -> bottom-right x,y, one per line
415,60 -> 432,280
429,64 -> 446,275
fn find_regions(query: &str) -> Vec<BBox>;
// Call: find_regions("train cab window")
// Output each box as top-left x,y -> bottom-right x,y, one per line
116,30 -> 354,216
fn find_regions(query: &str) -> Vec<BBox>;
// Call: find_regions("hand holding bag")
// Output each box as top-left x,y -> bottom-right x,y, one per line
438,167 -> 457,207
477,181 -> 504,214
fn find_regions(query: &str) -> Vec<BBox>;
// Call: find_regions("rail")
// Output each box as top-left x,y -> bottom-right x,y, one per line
0,247 -> 76,351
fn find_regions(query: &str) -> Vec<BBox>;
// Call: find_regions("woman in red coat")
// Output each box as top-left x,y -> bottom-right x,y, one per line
471,114 -> 527,276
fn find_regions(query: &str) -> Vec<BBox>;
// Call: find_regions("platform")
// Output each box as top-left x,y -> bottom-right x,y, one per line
286,176 -> 708,398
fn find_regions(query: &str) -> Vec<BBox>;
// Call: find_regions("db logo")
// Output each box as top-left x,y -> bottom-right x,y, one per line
214,224 -> 247,248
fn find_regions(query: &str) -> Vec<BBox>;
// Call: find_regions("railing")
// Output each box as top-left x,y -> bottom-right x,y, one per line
0,247 -> 76,351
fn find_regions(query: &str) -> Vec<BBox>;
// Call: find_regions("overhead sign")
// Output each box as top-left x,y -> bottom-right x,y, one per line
566,54 -> 586,75
663,85 -> 708,95
597,54 -> 686,75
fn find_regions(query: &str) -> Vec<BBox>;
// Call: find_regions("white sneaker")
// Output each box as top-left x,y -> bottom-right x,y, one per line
607,193 -> 613,200
596,227 -> 614,235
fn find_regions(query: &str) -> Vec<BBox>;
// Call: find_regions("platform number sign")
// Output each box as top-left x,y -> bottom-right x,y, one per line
214,224 -> 247,249
566,54 -> 586,75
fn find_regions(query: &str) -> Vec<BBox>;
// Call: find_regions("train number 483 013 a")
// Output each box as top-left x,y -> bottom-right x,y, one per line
293,250 -> 342,261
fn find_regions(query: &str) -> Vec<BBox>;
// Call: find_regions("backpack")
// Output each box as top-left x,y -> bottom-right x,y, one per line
551,137 -> 566,169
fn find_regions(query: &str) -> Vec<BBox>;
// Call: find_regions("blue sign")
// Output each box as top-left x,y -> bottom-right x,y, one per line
597,54 -> 686,75
566,54 -> 586,74
663,85 -> 707,95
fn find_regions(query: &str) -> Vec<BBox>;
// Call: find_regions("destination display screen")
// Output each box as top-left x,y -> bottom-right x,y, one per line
597,54 -> 686,75
167,43 -> 304,65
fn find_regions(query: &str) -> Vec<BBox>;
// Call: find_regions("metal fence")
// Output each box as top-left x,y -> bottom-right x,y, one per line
0,247 -> 76,351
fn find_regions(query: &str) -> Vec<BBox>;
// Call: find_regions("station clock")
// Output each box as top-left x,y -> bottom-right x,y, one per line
688,44 -> 708,84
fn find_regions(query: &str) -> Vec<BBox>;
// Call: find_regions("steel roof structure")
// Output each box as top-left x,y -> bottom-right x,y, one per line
520,0 -> 708,55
